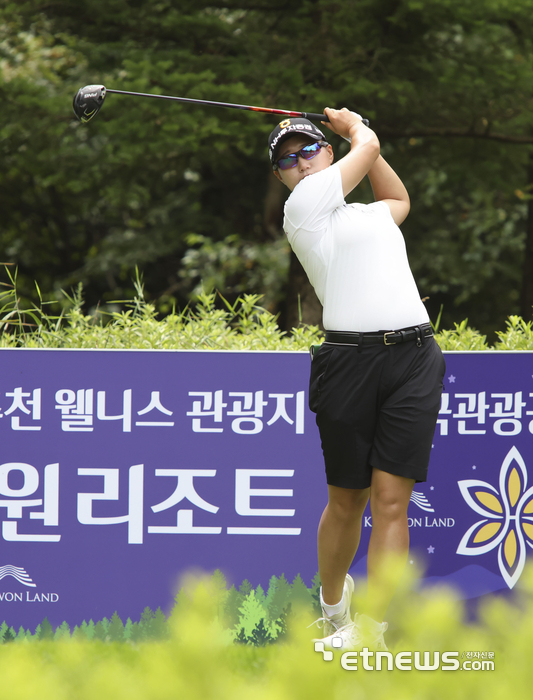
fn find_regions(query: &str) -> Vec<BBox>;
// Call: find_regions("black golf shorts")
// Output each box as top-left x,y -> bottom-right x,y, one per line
309,337 -> 446,489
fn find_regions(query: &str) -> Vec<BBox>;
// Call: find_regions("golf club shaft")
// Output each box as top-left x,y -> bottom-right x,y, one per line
105,89 -> 370,125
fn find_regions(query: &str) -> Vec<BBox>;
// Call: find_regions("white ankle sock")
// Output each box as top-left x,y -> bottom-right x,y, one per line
320,588 -> 345,618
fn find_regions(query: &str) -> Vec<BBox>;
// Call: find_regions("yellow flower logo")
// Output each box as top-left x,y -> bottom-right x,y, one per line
457,446 -> 533,589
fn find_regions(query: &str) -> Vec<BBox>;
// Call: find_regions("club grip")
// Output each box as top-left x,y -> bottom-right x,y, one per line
303,112 -> 370,127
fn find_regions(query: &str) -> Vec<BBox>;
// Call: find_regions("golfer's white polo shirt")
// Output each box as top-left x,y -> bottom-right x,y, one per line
283,164 -> 430,332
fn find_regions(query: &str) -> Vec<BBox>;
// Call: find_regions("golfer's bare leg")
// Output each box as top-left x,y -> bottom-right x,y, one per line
317,484 -> 370,605
366,468 -> 415,621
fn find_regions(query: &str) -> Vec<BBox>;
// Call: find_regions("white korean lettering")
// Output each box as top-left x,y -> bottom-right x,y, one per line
228,391 -> 267,434
55,389 -> 94,432
266,392 -> 305,433
77,465 -> 143,543
148,469 -> 221,534
136,391 -> 174,427
234,469 -> 295,516
3,388 -> 42,431
453,392 -> 489,435
187,391 -> 226,432
229,467 -> 300,535
97,390 -> 132,432
0,462 -> 60,542
489,392 -> 526,436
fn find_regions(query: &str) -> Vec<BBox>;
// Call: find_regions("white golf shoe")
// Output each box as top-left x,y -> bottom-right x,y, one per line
315,620 -> 362,651
355,613 -> 389,651
312,574 -> 356,647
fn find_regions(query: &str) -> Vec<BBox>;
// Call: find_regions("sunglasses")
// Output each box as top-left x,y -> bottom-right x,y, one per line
273,140 -> 329,171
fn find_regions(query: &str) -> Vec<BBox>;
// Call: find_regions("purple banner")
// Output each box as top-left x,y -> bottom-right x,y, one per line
0,348 -> 532,627
388,351 -> 533,604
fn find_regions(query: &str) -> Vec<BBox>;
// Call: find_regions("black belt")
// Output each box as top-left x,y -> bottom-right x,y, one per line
325,323 -> 433,347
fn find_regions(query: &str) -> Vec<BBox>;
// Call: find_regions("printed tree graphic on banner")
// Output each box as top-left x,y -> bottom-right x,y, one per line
72,624 -> 86,640
128,621 -> 143,643
38,618 -> 54,640
254,583 -> 267,609
238,579 -> 252,598
151,608 -> 169,640
54,621 -> 70,640
3,627 -> 15,644
138,606 -> 168,640
223,585 -> 242,629
108,612 -> 124,642
93,621 -> 107,641
123,618 -> 134,640
310,573 -> 322,616
1,569 -> 323,644
289,574 -> 312,607
250,618 -> 274,647
235,590 -> 269,641
140,607 -> 156,639
265,573 -> 291,622
210,569 -> 229,620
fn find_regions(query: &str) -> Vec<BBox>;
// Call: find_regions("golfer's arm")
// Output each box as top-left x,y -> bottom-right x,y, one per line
336,129 -> 380,198
367,156 -> 410,226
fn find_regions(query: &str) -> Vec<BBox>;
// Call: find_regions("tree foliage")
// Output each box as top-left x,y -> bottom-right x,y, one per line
1,0 -> 533,337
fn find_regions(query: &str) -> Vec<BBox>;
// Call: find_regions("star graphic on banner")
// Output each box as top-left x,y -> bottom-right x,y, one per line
448,375 -> 456,383
430,486 -> 435,490
427,546 -> 435,554
472,465 -> 477,470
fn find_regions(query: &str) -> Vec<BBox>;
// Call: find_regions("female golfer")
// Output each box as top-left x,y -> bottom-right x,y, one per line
268,108 -> 445,649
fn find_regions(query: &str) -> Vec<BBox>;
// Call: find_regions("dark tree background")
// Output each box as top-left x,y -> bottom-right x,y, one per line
1,0 -> 533,339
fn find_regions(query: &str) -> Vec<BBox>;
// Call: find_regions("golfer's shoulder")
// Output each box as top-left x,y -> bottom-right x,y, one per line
285,165 -> 343,221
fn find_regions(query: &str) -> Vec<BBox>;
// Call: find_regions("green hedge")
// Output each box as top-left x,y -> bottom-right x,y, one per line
1,269 -> 532,351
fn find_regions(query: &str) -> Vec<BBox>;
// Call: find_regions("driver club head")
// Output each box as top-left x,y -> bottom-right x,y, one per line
73,85 -> 107,123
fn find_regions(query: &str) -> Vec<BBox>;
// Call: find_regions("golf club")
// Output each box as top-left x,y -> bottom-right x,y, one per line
73,84 -> 370,126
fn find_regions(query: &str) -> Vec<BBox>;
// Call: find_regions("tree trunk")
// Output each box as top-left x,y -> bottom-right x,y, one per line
263,173 -> 285,241
520,152 -> 533,321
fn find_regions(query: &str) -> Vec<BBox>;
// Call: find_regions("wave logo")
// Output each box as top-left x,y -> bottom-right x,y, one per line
410,491 -> 434,513
0,565 -> 37,588
457,446 -> 533,589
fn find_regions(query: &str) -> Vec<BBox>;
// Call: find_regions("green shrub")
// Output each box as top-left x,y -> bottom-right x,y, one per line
0,267 -> 323,351
494,315 -> 533,350
433,319 -> 489,351
1,266 -> 532,350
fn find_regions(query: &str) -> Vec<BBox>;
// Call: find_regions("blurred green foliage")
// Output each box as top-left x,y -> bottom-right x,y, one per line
1,566 -> 533,698
1,0 -> 533,339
